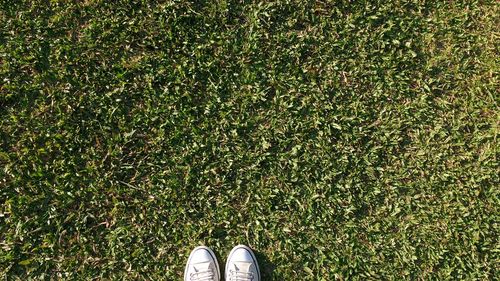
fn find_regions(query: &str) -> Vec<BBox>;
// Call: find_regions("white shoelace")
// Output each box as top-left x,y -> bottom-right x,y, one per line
228,269 -> 254,281
190,268 -> 215,281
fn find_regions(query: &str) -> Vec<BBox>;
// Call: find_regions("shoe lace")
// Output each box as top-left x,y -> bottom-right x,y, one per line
190,268 -> 215,281
229,269 -> 254,281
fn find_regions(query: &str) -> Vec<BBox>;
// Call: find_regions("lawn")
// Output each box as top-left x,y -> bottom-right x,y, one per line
0,0 -> 498,280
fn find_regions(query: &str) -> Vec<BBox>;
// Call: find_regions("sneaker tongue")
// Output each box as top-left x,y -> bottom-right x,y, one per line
233,261 -> 252,272
193,261 -> 212,272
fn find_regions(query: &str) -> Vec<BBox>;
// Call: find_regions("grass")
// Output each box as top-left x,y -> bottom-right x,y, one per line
0,0 -> 498,280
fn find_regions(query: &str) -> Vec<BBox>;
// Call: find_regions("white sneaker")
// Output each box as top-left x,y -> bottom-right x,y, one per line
184,246 -> 220,281
225,245 -> 261,281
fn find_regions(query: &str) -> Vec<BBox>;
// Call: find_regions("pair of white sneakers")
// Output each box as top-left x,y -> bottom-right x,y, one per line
184,245 -> 260,281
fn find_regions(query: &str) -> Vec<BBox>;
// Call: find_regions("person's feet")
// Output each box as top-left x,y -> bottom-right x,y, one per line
183,245 -> 260,281
225,245 -> 261,281
184,246 -> 220,281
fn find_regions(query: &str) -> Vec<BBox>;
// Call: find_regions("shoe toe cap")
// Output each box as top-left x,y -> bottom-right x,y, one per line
230,247 -> 254,262
191,248 -> 215,264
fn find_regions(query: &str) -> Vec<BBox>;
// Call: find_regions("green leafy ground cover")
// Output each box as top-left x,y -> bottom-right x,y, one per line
1,0 -> 498,279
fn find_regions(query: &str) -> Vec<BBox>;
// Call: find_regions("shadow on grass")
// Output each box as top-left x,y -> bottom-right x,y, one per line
254,250 -> 284,281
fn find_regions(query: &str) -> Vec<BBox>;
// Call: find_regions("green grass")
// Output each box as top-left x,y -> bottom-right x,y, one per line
1,0 -> 498,280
